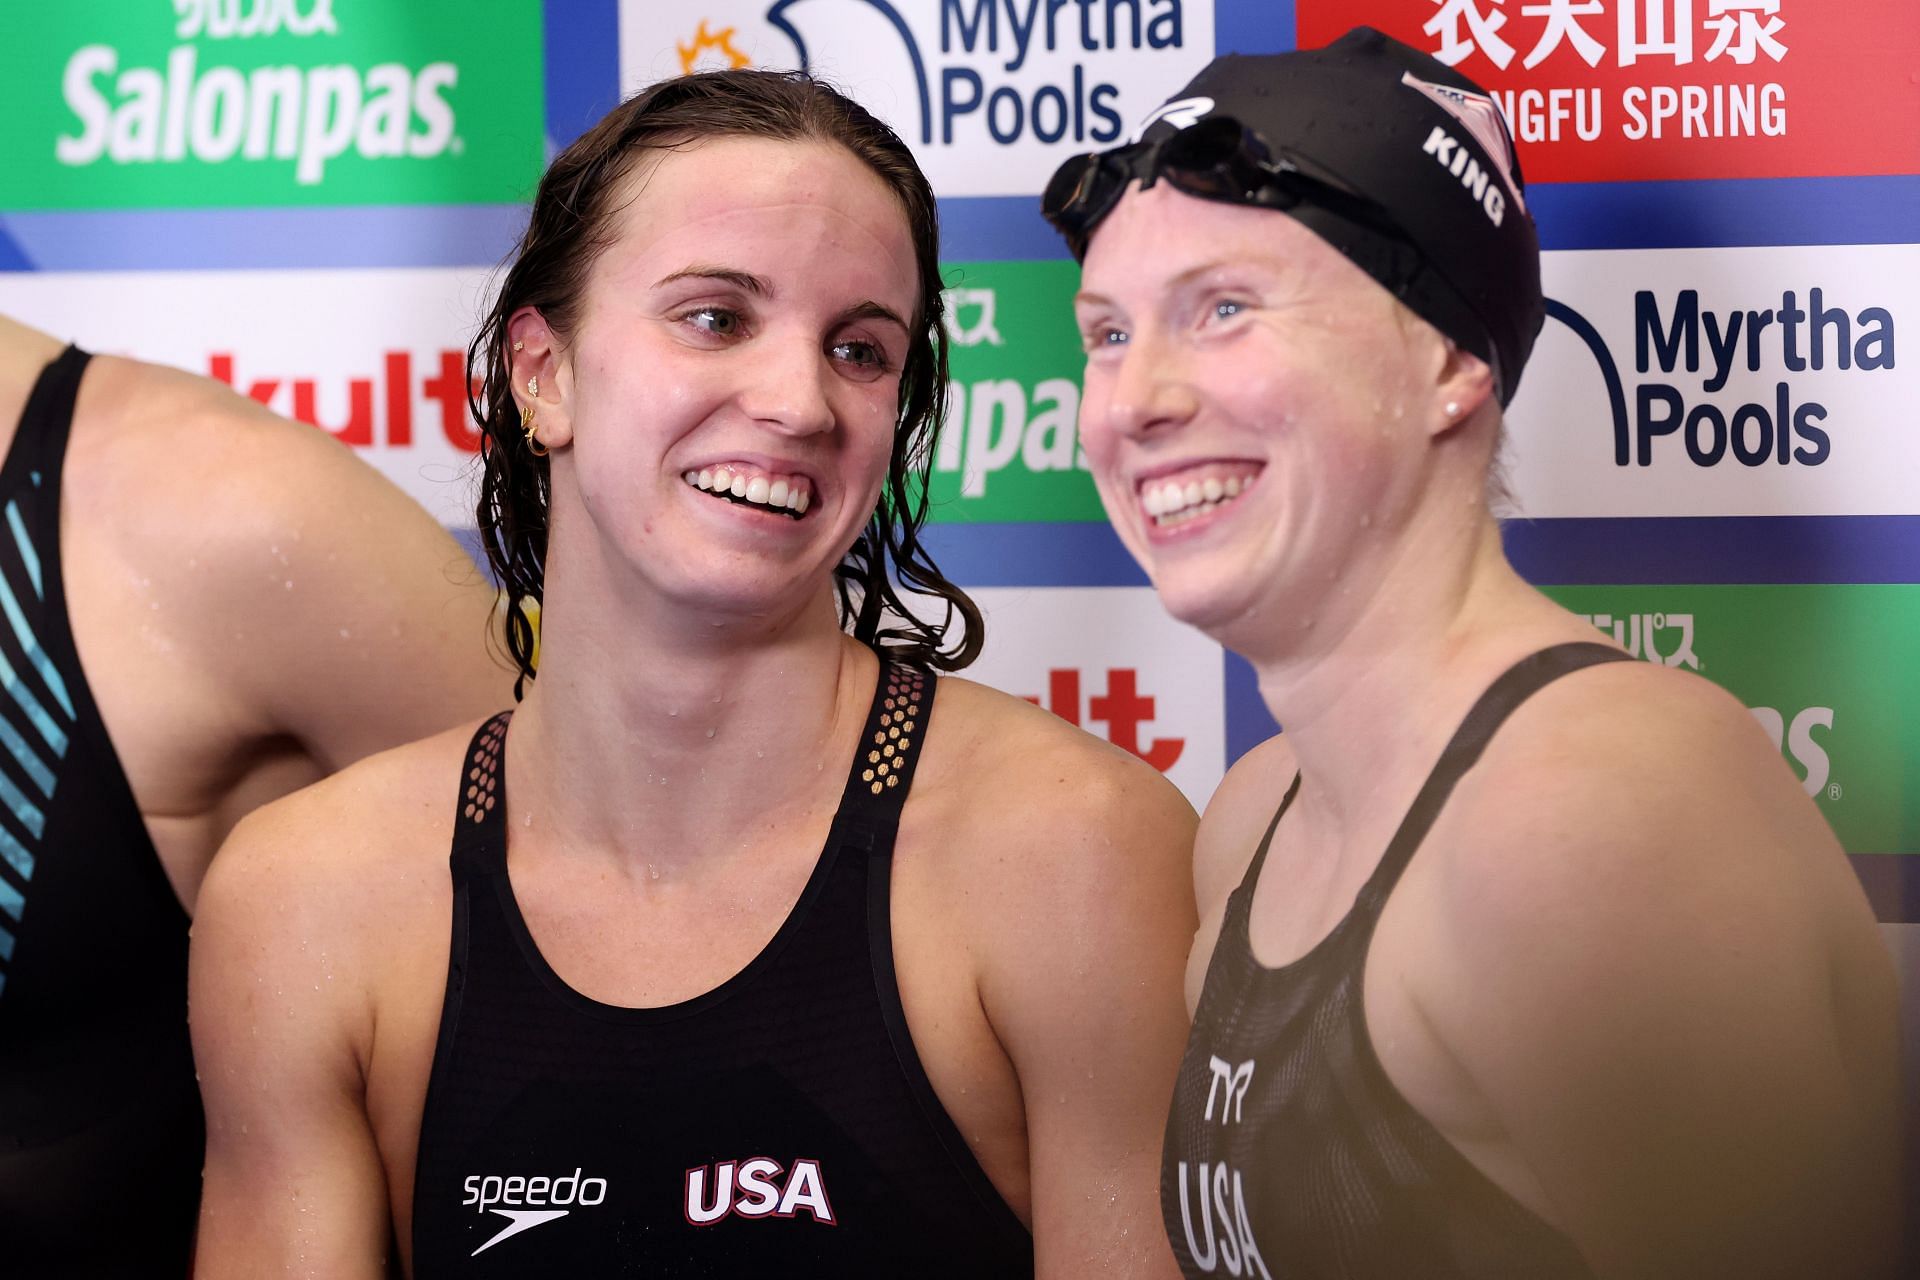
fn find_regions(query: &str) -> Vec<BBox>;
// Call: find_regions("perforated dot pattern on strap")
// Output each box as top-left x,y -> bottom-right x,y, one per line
872,667 -> 928,795
462,714 -> 507,824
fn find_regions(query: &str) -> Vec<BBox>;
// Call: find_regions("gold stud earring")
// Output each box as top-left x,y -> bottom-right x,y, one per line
528,376 -> 539,398
512,340 -> 523,352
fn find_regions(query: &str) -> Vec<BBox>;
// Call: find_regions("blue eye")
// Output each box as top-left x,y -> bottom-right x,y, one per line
1212,300 -> 1245,321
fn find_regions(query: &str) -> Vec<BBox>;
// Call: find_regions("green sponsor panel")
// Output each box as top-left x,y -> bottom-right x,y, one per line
929,260 -> 1102,524
1541,585 -> 1920,855
0,0 -> 543,209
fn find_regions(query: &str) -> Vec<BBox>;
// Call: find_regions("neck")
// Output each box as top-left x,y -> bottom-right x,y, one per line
1241,487 -> 1577,842
506,541 -> 875,876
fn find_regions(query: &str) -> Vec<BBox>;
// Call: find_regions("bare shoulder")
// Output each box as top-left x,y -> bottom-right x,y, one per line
196,720 -> 482,966
1420,658 -> 1884,1014
1444,659 -> 1846,898
917,673 -> 1198,874
70,351 -> 467,571
1192,734 -> 1297,922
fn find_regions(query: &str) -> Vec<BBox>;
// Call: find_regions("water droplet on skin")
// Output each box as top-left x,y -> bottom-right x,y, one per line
705,728 -> 715,739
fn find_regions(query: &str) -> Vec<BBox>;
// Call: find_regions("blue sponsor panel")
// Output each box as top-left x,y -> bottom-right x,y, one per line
914,515 -> 1920,590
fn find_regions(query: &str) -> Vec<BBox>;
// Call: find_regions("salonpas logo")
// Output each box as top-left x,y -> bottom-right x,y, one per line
1543,585 -> 1920,856
928,260 -> 1101,523
0,0 -> 543,209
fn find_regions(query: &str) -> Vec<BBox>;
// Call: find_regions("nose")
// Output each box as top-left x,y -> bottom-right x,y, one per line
738,333 -> 836,438
1090,331 -> 1199,445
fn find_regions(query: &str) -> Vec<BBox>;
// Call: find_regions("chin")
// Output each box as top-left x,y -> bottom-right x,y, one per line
1145,561 -> 1267,641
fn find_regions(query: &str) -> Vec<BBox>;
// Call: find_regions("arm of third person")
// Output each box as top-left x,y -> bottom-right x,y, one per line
184,380 -> 508,768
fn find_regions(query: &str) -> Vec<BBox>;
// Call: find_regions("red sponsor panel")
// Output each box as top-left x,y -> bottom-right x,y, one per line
1296,1 -> 1920,181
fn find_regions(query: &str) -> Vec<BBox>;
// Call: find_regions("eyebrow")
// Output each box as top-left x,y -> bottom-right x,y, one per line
653,265 -> 771,295
840,299 -> 911,334
1074,259 -> 1267,309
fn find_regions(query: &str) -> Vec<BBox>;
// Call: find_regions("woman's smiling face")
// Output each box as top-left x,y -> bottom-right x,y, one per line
542,135 -> 921,623
1073,179 -> 1457,651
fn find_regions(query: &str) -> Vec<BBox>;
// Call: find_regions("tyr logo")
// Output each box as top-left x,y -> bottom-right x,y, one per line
1204,1056 -> 1253,1126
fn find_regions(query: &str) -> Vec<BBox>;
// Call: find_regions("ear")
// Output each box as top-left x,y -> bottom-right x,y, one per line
507,307 -> 575,451
1428,339 -> 1498,440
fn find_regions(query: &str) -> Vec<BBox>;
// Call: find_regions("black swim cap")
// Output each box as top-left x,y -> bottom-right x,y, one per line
1044,26 -> 1545,406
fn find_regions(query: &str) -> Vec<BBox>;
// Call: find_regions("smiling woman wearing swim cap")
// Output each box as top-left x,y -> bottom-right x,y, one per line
1047,26 -> 1901,1280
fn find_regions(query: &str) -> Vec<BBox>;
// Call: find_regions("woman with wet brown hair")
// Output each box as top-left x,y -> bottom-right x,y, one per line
189,70 -> 1196,1278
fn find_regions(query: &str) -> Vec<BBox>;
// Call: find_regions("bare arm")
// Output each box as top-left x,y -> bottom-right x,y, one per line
190,803 -> 395,1278
1431,679 -> 1902,1278
978,741 -> 1200,1279
182,397 -> 509,769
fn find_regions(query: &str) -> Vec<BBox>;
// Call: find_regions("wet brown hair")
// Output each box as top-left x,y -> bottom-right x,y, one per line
469,69 -> 982,694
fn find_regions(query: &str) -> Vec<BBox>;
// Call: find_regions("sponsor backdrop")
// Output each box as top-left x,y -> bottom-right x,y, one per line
2,0 -> 1916,1177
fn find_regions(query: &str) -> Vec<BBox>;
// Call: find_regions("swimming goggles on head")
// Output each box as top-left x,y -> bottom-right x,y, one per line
1042,115 -> 1405,261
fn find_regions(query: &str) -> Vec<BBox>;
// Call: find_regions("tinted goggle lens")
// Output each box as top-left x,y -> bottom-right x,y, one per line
1043,115 -> 1396,258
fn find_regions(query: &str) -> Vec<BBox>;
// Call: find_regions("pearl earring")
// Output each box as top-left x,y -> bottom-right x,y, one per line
1445,401 -> 1460,417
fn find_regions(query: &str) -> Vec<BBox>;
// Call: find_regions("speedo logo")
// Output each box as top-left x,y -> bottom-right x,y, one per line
461,1168 -> 608,1256
54,0 -> 459,185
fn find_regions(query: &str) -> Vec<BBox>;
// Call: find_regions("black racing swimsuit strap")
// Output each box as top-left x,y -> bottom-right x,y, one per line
1234,770 -> 1304,899
1355,641 -> 1633,917
9,346 -> 90,484
834,661 -> 935,842
449,711 -> 513,879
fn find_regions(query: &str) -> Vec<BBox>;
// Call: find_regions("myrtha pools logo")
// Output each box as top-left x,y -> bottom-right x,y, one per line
1544,283 -> 1897,471
637,1 -> 1212,195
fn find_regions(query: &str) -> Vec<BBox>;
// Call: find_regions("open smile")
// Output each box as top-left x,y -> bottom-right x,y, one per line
1137,463 -> 1264,531
682,464 -> 813,519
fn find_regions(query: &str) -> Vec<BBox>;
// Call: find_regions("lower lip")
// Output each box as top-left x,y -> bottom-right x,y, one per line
1140,477 -> 1258,546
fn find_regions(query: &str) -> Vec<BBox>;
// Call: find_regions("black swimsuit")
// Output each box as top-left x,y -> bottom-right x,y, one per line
411,662 -> 1035,1275
0,347 -> 203,1276
1162,643 -> 1630,1278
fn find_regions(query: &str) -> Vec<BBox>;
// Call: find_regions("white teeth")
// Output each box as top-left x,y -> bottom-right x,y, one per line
1142,472 -> 1257,525
682,466 -> 811,516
